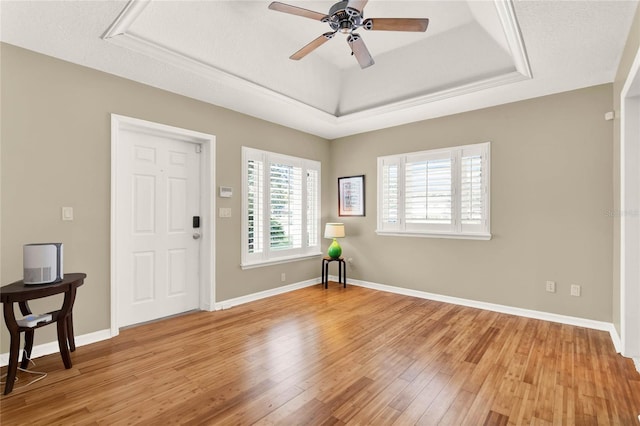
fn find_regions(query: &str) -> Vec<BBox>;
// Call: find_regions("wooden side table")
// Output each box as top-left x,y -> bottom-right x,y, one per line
321,256 -> 346,289
0,273 -> 85,394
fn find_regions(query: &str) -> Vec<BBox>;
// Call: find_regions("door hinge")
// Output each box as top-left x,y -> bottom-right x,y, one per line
195,144 -> 202,154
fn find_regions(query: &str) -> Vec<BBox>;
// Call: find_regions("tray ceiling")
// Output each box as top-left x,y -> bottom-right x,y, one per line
1,1 -> 638,138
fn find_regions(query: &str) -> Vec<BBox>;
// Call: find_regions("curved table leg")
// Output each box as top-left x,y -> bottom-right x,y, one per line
67,312 -> 76,352
57,286 -> 77,369
3,303 -> 20,395
56,319 -> 72,368
21,330 -> 35,369
18,301 -> 34,368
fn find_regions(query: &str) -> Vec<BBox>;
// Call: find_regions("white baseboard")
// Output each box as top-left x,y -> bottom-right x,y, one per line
347,278 -> 621,347
1,277 -> 627,370
0,279 -> 322,367
1,328 -> 113,367
214,278 -> 321,310
609,327 -> 623,354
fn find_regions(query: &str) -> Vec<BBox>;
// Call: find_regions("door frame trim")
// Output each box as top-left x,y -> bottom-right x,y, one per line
620,45 -> 640,359
110,114 -> 216,336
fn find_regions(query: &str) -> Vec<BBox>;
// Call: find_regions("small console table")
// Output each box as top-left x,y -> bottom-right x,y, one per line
321,256 -> 346,289
1,273 -> 85,394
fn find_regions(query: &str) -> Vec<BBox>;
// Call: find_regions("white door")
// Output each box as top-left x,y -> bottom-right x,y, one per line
116,128 -> 201,327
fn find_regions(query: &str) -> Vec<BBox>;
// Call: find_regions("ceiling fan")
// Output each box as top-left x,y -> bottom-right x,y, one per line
268,0 -> 429,69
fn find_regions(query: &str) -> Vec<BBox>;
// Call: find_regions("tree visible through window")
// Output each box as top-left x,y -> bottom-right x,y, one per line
242,147 -> 321,267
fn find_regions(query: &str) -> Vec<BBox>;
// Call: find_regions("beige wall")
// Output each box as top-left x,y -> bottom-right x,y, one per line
612,5 -> 640,336
0,40 -> 621,353
0,43 -> 330,349
330,84 -> 614,321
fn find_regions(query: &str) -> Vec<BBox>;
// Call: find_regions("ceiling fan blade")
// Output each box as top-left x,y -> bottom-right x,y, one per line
363,18 -> 429,32
346,0 -> 368,13
268,2 -> 327,21
290,32 -> 335,60
347,34 -> 374,69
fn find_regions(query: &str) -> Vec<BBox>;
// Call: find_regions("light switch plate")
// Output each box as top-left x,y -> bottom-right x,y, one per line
219,186 -> 233,198
62,207 -> 74,221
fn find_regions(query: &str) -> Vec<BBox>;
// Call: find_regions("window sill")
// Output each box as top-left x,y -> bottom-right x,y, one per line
375,230 -> 492,241
241,252 -> 323,270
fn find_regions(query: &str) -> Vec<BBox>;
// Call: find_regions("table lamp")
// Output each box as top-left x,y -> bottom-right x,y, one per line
324,223 -> 345,259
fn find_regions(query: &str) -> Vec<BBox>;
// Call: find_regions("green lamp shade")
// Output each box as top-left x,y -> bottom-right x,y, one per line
327,238 -> 342,259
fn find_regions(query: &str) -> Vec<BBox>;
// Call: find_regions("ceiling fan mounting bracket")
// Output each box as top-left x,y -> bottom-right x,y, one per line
327,1 -> 363,34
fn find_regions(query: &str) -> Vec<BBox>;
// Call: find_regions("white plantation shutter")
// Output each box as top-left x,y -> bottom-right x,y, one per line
377,142 -> 490,239
379,158 -> 400,231
461,155 -> 483,224
405,153 -> 453,232
459,144 -> 488,234
247,158 -> 264,254
306,169 -> 320,248
269,161 -> 302,251
242,147 -> 321,267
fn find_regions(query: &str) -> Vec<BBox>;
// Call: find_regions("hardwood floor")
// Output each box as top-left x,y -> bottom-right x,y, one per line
1,284 -> 639,425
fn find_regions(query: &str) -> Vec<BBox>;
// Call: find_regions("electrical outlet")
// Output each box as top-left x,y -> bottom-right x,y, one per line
545,281 -> 556,293
571,284 -> 581,297
281,273 -> 286,282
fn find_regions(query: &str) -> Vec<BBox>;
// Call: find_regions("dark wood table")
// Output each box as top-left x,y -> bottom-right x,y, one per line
0,273 -> 85,394
321,256 -> 346,289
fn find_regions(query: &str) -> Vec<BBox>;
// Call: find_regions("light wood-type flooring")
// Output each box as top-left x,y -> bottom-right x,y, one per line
1,284 -> 639,425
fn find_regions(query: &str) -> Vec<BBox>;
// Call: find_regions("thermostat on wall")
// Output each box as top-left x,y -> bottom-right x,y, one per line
219,186 -> 233,198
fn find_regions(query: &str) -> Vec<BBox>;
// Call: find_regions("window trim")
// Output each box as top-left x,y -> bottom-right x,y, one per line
241,147 -> 322,269
376,142 -> 491,240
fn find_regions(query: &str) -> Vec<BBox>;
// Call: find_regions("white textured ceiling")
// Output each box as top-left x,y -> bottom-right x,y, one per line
1,0 -> 638,139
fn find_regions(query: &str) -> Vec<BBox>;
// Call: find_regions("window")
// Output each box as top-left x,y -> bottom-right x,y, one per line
377,142 -> 491,239
242,147 -> 321,267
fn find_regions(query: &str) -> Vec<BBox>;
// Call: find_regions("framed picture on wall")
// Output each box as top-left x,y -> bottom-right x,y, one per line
338,175 -> 365,217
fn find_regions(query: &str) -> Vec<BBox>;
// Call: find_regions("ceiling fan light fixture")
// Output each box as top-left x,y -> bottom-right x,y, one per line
339,21 -> 352,33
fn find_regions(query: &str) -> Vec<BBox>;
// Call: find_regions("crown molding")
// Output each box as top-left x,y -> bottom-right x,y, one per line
102,0 -> 150,39
494,0 -> 533,79
102,0 -> 532,138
